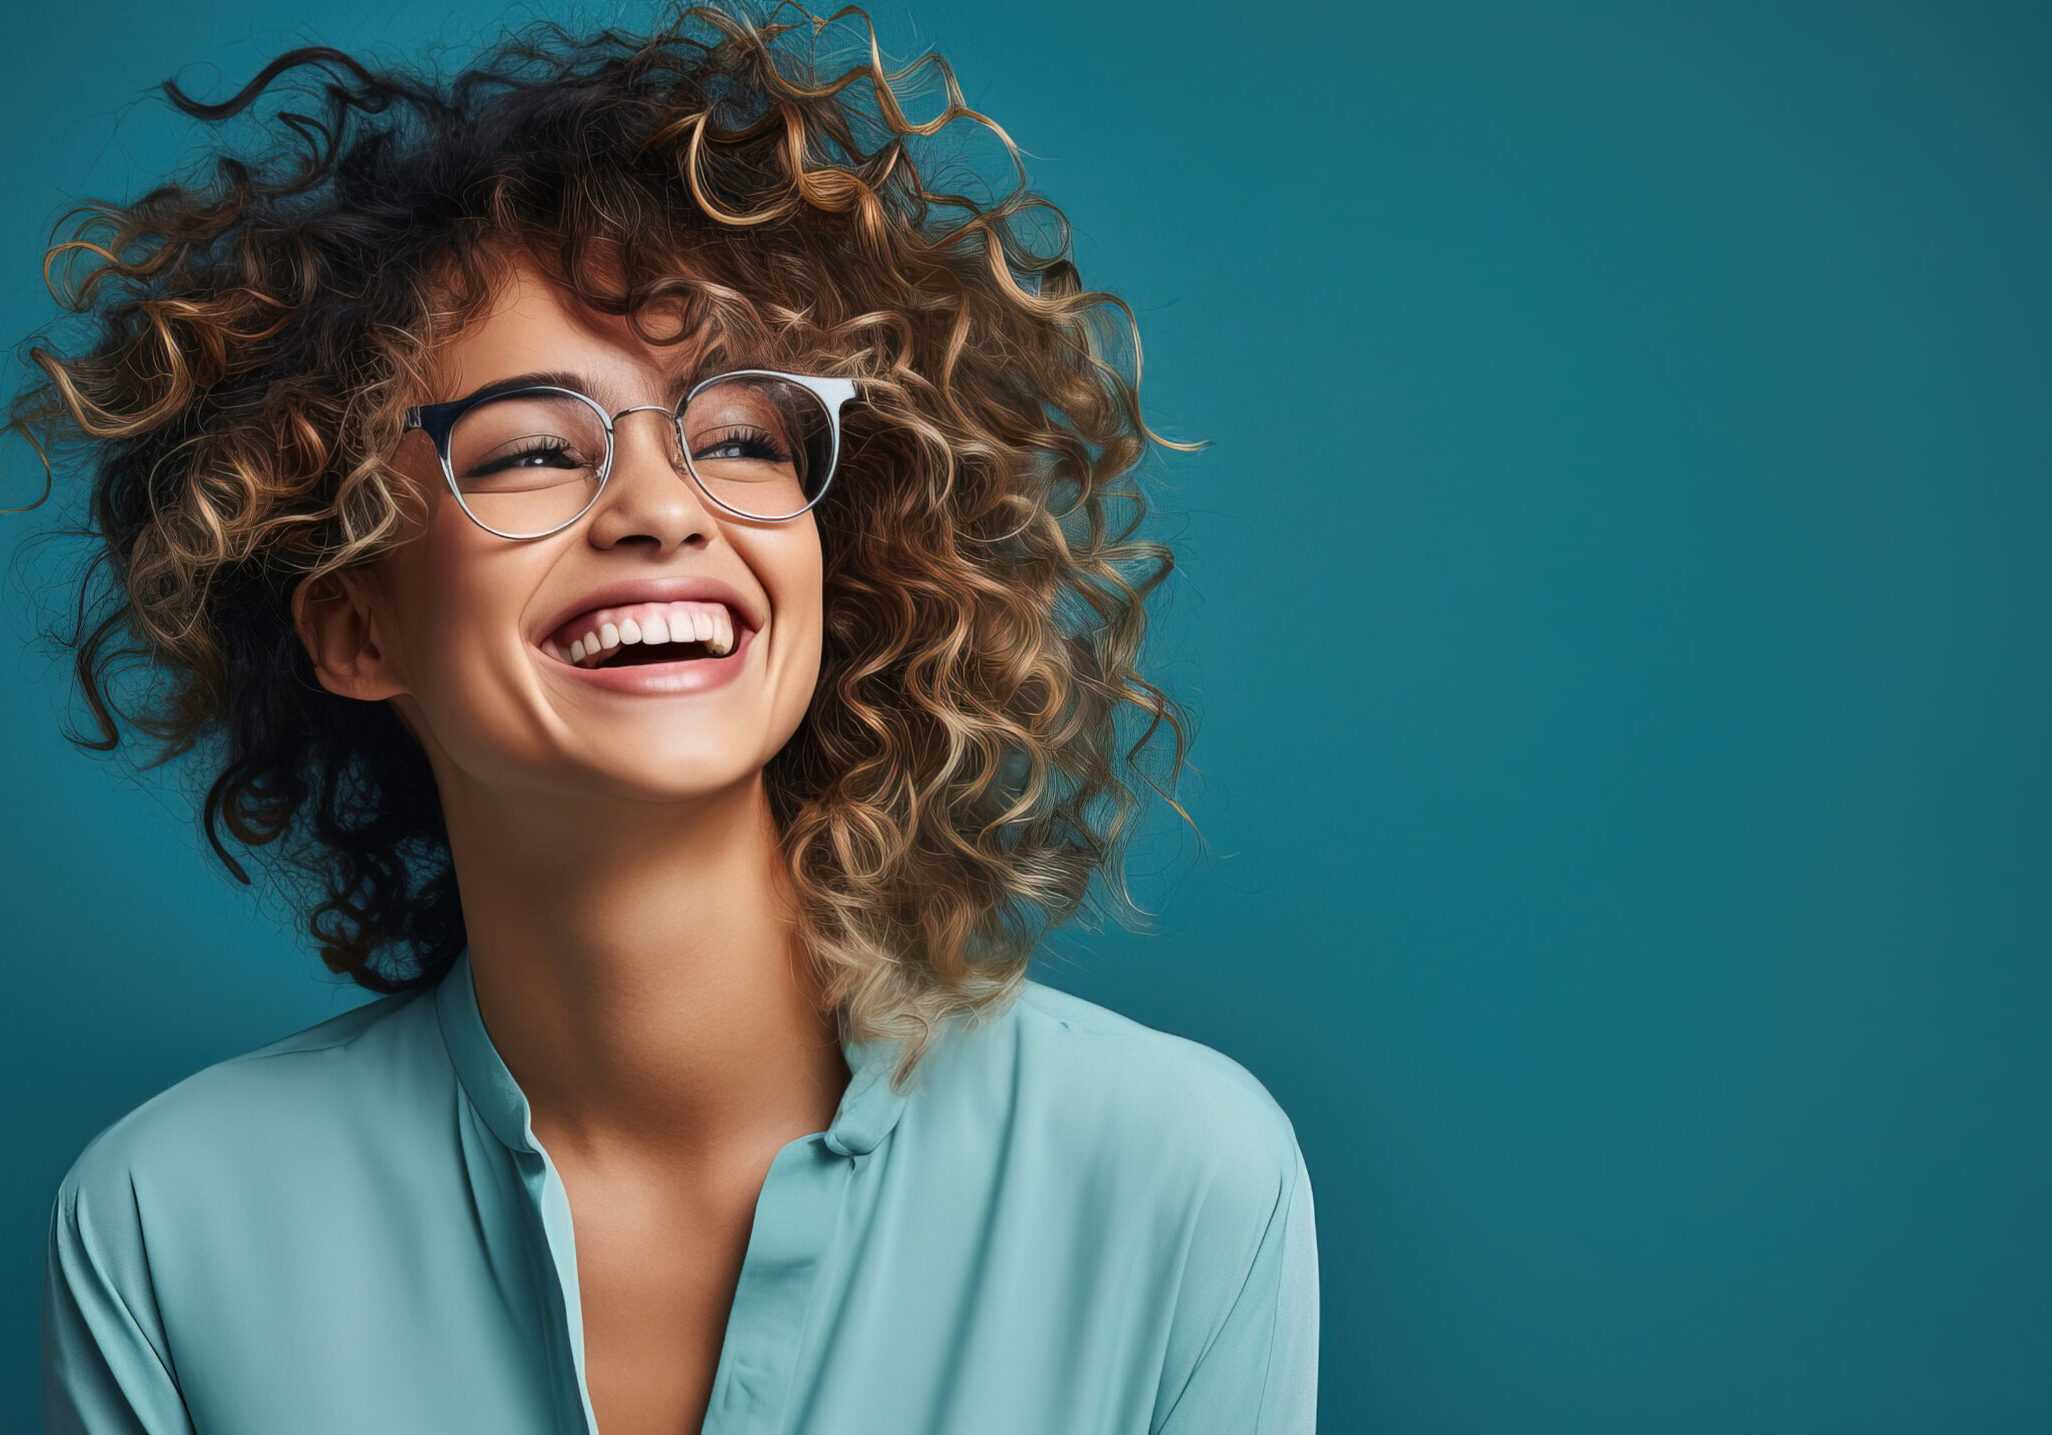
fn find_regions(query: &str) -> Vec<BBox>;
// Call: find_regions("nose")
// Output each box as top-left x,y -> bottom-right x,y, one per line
583,404 -> 717,549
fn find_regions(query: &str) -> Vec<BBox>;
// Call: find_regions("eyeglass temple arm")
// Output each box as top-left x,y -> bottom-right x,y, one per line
808,376 -> 860,412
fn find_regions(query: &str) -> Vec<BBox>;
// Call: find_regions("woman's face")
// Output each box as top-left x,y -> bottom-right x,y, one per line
307,252 -> 825,809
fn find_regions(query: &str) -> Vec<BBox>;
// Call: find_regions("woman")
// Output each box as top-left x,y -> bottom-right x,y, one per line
13,4 -> 1318,1431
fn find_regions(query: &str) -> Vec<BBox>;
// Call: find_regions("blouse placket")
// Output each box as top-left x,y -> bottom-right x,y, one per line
435,946 -> 908,1435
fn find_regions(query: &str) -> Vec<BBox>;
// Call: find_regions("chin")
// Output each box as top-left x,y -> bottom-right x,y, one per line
573,749 -> 774,802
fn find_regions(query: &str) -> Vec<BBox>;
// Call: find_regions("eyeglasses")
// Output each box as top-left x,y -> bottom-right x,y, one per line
402,369 -> 860,540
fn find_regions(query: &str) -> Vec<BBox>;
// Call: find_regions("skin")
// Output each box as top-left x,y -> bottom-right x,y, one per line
291,249 -> 846,1433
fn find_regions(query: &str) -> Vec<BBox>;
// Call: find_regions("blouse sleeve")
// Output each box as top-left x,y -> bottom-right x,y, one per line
1154,1136 -> 1321,1435
41,1163 -> 197,1435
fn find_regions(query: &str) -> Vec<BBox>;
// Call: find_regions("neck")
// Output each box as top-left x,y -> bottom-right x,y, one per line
437,766 -> 848,1176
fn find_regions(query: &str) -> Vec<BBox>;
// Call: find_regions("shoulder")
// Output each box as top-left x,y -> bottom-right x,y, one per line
987,977 -> 1307,1212
50,986 -> 435,1221
1001,982 -> 1319,1393
1009,978 -> 1303,1146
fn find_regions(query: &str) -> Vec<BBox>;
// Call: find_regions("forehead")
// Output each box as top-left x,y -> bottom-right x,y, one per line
426,248 -> 736,407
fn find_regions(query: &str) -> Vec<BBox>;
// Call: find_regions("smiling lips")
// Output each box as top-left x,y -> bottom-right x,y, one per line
545,600 -> 740,668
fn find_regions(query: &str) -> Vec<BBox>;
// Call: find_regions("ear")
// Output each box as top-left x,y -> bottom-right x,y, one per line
293,566 -> 408,702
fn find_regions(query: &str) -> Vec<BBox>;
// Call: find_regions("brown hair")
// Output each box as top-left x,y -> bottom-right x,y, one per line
2,0 -> 1200,1086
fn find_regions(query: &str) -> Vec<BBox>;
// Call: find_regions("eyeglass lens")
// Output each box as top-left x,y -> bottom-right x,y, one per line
445,375 -> 835,536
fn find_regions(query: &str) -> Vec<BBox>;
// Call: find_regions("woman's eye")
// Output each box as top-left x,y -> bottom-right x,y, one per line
693,426 -> 790,464
475,442 -> 584,475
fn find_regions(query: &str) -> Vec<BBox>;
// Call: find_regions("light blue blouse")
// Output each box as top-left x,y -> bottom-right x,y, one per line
42,945 -> 1319,1433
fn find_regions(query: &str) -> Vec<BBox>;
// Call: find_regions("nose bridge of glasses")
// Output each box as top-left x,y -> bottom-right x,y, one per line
607,402 -> 688,470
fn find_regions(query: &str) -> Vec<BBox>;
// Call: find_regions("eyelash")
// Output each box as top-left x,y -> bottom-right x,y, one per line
498,440 -> 582,467
694,425 -> 790,463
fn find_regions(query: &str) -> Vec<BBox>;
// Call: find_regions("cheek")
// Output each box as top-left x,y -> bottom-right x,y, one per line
388,514 -> 538,743
737,534 -> 824,738
765,539 -> 825,659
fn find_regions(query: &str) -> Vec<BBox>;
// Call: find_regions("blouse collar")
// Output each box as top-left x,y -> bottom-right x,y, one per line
434,943 -> 912,1160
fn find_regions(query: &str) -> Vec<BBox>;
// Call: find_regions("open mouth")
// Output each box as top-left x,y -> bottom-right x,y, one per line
541,600 -> 750,670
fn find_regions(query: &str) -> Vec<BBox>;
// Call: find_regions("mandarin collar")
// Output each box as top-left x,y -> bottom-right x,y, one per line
434,944 -> 911,1159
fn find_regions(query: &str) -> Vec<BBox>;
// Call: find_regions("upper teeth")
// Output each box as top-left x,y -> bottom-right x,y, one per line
549,600 -> 739,667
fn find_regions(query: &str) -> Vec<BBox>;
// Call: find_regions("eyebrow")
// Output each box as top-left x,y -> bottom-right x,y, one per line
446,356 -> 768,410
452,370 -> 597,407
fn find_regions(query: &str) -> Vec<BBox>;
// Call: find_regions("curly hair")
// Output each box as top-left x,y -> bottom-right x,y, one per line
2,0 -> 1200,1089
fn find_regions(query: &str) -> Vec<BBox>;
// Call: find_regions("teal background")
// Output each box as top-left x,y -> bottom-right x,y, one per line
4,1 -> 2048,1430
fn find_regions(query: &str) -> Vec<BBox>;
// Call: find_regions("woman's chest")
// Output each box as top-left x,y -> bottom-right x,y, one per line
557,1161 -> 763,1435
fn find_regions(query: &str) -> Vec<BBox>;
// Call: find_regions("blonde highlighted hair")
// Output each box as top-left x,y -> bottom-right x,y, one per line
3,0 -> 1200,1088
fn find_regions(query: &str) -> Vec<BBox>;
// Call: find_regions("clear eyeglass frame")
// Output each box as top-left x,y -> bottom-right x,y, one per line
400,368 -> 862,540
